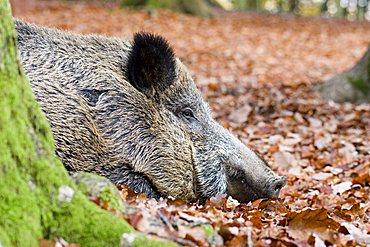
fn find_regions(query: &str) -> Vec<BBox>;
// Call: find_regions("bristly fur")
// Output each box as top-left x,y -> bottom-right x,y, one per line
15,19 -> 286,203
126,32 -> 177,99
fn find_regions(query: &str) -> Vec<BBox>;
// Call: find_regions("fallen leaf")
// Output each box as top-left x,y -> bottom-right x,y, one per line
342,222 -> 370,245
228,104 -> 252,124
287,208 -> 340,241
332,181 -> 352,195
314,135 -> 332,150
312,172 -> 332,181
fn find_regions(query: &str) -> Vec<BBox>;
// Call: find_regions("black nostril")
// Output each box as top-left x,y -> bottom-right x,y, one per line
274,181 -> 284,192
272,176 -> 287,196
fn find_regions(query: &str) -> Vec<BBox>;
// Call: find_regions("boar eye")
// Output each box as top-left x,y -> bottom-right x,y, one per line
80,89 -> 107,106
181,108 -> 195,121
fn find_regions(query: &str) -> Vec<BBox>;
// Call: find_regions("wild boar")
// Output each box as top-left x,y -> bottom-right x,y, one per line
15,20 -> 286,202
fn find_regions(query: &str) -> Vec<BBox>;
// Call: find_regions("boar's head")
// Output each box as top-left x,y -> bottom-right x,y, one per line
15,20 -> 286,203
119,32 -> 287,202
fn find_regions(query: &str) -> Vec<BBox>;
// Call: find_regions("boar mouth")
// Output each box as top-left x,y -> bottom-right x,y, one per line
225,168 -> 261,202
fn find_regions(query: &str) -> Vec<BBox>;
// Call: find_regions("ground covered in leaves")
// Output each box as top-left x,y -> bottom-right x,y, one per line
11,0 -> 370,246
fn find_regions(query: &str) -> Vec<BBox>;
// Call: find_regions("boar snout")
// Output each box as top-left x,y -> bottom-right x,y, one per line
226,165 -> 287,202
266,175 -> 288,197
220,131 -> 287,202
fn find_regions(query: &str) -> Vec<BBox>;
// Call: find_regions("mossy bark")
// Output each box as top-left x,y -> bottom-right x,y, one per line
0,1 -> 176,246
318,45 -> 370,103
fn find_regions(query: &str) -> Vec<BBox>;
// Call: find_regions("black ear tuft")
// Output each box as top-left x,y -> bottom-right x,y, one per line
126,32 -> 177,98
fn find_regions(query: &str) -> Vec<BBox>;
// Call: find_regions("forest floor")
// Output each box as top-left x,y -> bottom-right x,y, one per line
11,0 -> 370,246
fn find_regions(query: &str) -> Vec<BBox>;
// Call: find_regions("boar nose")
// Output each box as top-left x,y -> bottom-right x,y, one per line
267,175 -> 287,197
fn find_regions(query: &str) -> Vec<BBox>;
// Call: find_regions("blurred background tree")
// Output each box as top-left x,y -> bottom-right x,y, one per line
231,0 -> 369,21
122,0 -> 370,21
121,0 -> 213,16
319,45 -> 370,103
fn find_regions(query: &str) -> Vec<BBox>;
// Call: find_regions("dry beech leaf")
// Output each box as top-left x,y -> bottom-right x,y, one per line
312,172 -> 332,181
332,181 -> 352,195
287,208 -> 340,241
342,222 -> 370,245
228,104 -> 252,124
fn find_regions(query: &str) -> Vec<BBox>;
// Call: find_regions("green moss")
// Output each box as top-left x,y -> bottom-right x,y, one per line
0,226 -> 11,247
147,0 -> 177,9
120,233 -> 179,247
46,194 -> 134,246
0,1 -> 176,246
121,0 -> 147,7
367,50 -> 370,82
0,2 -> 45,245
200,224 -> 217,238
348,76 -> 370,94
121,0 -> 212,17
72,172 -> 125,212
133,237 -> 178,247
349,46 -> 370,96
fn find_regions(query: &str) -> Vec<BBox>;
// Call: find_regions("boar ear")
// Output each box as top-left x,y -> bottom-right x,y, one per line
126,32 -> 177,99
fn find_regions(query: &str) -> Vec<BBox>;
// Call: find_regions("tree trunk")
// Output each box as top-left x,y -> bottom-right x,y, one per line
121,0 -> 213,17
318,45 -> 370,103
0,1 -> 175,246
